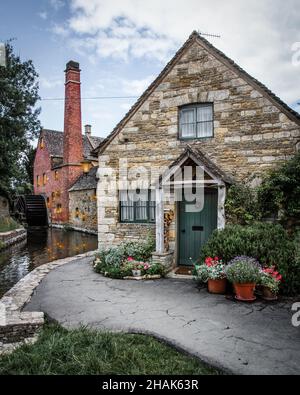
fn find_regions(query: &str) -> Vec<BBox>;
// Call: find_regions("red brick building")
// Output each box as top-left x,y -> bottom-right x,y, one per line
34,61 -> 102,224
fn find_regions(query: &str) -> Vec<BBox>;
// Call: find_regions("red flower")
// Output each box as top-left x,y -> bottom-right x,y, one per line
127,257 -> 134,261
263,266 -> 282,282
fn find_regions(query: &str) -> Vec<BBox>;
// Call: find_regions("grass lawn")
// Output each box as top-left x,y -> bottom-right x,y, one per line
0,216 -> 20,233
0,323 -> 220,375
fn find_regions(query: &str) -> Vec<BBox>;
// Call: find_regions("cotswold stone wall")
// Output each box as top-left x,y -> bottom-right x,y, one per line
97,40 -> 300,249
0,228 -> 27,249
69,189 -> 97,232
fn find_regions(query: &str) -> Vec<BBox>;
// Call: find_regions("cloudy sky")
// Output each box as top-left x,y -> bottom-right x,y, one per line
1,0 -> 300,138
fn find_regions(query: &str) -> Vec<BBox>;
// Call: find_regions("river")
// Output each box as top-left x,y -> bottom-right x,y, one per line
0,227 -> 98,297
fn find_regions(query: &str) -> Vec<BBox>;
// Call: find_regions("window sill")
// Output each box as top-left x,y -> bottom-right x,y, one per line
119,222 -> 156,226
179,136 -> 214,141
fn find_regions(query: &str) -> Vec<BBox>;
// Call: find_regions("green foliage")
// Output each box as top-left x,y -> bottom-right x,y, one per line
0,322 -> 219,375
195,261 -> 226,283
0,42 -> 41,199
200,223 -> 299,295
0,216 -> 20,232
259,274 -> 280,294
257,152 -> 300,226
225,256 -> 261,284
145,262 -> 166,276
225,182 -> 261,225
93,234 -> 159,278
125,236 -> 155,261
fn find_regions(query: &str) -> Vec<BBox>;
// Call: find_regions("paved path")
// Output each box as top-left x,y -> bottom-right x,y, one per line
25,257 -> 300,375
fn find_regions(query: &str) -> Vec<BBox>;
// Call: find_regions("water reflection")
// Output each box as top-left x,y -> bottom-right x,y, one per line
0,227 -> 97,297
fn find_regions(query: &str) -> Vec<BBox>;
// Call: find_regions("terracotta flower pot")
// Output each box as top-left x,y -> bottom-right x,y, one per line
208,279 -> 227,294
262,286 -> 278,301
234,283 -> 256,302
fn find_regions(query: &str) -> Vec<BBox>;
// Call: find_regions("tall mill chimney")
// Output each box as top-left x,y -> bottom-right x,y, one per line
63,61 -> 83,165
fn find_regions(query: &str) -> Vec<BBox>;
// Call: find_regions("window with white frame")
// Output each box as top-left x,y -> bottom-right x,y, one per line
179,103 -> 213,139
119,190 -> 155,223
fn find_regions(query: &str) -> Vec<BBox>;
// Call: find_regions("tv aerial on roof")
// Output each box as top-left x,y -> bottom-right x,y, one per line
198,30 -> 221,39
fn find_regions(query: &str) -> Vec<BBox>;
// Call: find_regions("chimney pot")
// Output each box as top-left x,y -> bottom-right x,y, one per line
65,60 -> 80,71
85,124 -> 92,136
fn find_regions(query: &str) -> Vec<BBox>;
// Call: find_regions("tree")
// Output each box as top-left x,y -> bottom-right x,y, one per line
0,42 -> 40,201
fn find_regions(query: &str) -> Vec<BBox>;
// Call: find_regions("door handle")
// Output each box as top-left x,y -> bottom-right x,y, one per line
181,229 -> 186,233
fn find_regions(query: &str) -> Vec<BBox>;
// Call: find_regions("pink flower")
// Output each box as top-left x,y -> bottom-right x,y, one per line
127,257 -> 134,261
205,257 -> 213,267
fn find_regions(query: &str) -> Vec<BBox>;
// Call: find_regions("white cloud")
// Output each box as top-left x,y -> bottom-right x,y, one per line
40,76 -> 63,89
122,75 -> 155,96
38,11 -> 48,20
50,0 -> 64,10
120,102 -> 133,111
51,0 -> 300,111
51,24 -> 70,37
52,0 -> 300,107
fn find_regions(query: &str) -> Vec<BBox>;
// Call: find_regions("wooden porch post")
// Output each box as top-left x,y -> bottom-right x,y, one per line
217,184 -> 226,230
155,188 -> 164,253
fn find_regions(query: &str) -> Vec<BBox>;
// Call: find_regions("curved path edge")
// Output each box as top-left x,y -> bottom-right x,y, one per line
25,259 -> 300,375
0,250 -> 97,353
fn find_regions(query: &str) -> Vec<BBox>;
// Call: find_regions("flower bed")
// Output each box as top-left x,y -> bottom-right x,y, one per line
93,236 -> 165,280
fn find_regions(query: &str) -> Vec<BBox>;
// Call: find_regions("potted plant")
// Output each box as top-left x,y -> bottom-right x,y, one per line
196,257 -> 227,294
225,256 -> 261,302
259,267 -> 282,301
127,257 -> 148,277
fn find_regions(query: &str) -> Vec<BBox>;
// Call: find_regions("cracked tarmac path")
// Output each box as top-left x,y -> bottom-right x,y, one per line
24,257 -> 300,375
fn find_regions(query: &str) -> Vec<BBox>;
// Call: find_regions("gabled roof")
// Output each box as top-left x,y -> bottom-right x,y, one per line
93,31 -> 300,155
42,129 -> 103,160
69,166 -> 98,191
159,145 -> 234,186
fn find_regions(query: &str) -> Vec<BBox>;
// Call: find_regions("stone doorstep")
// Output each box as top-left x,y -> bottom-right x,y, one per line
0,250 -> 97,350
166,269 -> 194,280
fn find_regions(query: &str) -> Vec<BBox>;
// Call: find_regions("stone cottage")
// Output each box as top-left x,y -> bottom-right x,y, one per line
34,61 -> 102,231
69,166 -> 98,233
94,31 -> 300,268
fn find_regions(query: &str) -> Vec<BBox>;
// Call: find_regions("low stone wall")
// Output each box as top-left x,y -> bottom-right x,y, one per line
0,228 -> 27,249
152,251 -> 174,270
0,250 -> 96,353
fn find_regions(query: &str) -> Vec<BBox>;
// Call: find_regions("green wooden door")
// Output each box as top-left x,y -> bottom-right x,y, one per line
179,188 -> 218,266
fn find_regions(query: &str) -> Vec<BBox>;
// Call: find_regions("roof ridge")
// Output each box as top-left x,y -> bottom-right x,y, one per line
93,30 -> 300,155
93,31 -> 198,155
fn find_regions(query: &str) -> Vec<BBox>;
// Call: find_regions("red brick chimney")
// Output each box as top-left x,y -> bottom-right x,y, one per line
60,61 -> 84,223
63,60 -> 83,165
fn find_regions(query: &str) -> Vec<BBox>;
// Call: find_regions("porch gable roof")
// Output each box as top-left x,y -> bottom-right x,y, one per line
158,146 -> 235,187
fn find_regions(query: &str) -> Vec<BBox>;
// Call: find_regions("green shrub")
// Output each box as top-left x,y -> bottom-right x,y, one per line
0,216 -> 20,233
200,223 -> 299,295
93,234 -> 158,279
225,183 -> 261,225
146,262 -> 166,276
257,151 -> 300,228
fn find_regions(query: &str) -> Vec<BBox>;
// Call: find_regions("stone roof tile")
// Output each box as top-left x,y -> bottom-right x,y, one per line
69,166 -> 98,191
42,129 -> 103,160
